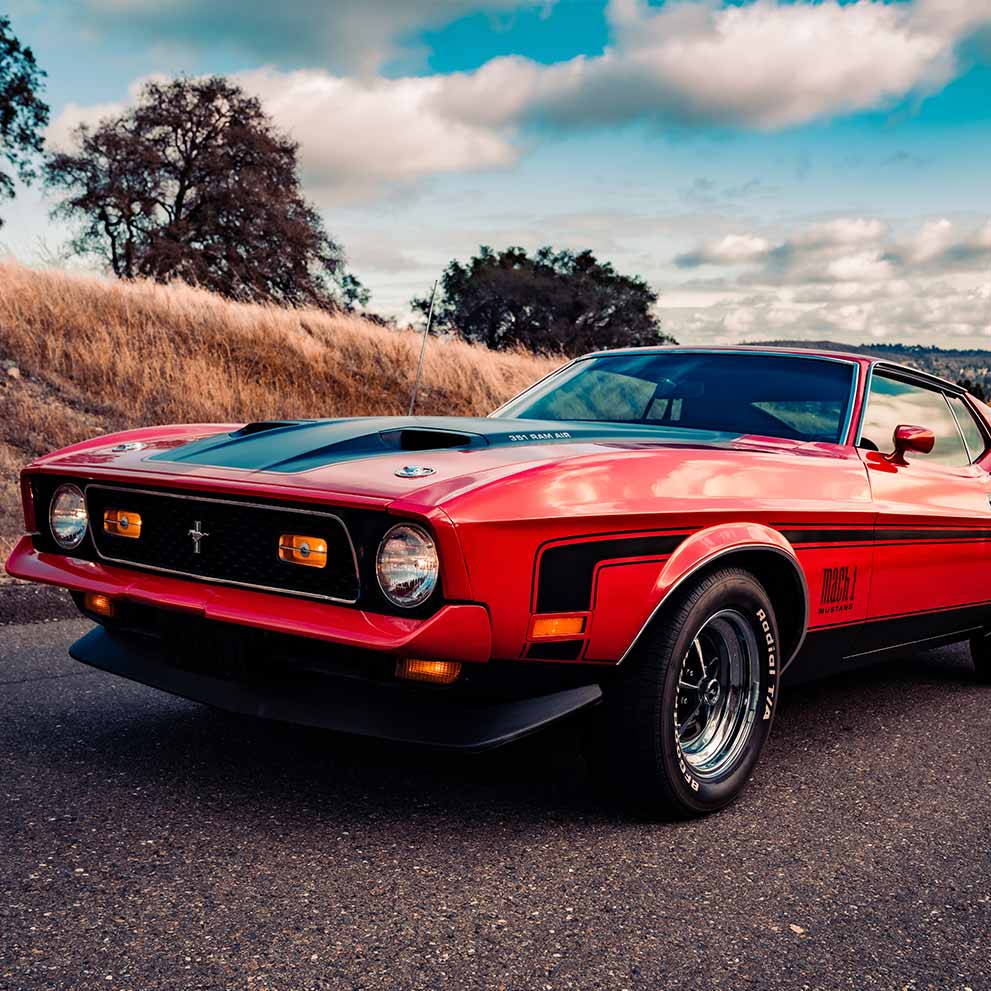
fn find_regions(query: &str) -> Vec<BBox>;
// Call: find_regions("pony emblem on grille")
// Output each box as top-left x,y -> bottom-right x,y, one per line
187,520 -> 210,554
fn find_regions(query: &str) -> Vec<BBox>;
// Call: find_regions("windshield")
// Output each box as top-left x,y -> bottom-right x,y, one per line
495,351 -> 856,444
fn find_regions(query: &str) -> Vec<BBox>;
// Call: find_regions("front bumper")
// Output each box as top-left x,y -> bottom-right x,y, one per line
69,625 -> 602,750
5,537 -> 491,662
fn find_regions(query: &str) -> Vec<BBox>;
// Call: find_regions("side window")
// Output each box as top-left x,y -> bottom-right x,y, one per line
859,374 -> 969,466
947,395 -> 988,462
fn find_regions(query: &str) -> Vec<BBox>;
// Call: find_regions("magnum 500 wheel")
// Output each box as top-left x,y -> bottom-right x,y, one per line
590,567 -> 781,818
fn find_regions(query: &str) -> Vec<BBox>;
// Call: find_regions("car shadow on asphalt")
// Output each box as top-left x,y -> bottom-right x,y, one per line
23,641 -> 982,829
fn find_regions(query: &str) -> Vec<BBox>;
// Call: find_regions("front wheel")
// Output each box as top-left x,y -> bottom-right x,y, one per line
589,567 -> 780,818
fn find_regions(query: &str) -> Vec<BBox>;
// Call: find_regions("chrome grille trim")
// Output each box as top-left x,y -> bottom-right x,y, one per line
83,483 -> 361,605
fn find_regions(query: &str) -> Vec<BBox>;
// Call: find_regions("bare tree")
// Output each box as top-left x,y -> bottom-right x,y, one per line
46,76 -> 367,310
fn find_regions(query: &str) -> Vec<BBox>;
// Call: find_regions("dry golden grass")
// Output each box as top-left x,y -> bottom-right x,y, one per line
0,261 -> 558,562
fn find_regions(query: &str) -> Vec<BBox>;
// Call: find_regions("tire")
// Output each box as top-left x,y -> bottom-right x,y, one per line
588,567 -> 781,819
969,631 -> 991,683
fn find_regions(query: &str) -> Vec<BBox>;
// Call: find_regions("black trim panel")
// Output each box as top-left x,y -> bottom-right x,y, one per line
535,533 -> 688,612
527,639 -> 584,661
787,601 -> 991,683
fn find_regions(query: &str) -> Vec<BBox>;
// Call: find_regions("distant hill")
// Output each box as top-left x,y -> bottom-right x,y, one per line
755,340 -> 991,399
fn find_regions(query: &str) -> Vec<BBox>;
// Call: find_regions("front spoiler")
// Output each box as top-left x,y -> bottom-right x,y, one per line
69,627 -> 603,751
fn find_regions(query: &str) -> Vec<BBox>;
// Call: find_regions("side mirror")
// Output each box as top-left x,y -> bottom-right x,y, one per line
885,424 -> 935,465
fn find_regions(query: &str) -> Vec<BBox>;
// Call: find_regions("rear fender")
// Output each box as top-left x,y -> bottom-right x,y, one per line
619,523 -> 808,670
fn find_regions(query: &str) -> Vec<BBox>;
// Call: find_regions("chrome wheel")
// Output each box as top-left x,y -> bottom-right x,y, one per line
675,608 -> 762,780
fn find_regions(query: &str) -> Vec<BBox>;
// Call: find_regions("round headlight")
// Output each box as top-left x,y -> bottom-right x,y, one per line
49,483 -> 88,550
375,524 -> 439,609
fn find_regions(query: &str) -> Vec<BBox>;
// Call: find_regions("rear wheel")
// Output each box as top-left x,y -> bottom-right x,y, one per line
969,631 -> 991,683
588,567 -> 780,818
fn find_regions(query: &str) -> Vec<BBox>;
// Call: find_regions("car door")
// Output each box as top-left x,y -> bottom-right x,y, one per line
855,367 -> 991,656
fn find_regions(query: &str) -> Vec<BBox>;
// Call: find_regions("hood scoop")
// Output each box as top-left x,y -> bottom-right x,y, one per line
381,428 -> 482,452
231,420 -> 311,437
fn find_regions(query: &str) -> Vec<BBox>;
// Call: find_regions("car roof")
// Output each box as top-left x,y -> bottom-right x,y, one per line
578,345 -> 965,394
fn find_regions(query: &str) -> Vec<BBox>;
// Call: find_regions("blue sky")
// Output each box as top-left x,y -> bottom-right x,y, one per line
2,0 -> 989,346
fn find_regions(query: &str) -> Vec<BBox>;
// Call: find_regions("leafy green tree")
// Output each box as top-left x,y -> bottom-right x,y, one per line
46,76 -> 366,311
413,246 -> 673,355
0,15 -> 49,227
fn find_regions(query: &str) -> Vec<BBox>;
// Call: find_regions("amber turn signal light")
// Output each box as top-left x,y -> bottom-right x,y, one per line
84,592 -> 115,617
530,615 -> 586,638
103,508 -> 142,538
395,657 -> 462,685
278,534 -> 328,568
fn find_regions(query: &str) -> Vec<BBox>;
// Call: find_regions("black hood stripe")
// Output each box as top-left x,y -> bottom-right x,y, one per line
147,417 -> 741,474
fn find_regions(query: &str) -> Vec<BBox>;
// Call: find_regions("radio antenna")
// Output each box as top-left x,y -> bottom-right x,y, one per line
408,279 -> 438,417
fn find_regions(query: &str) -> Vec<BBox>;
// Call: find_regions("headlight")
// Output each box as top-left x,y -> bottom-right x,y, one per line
375,524 -> 439,608
49,483 -> 88,550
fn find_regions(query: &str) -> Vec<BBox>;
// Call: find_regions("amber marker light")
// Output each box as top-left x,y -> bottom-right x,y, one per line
396,658 -> 462,685
530,615 -> 587,638
84,592 -> 115,617
278,534 -> 328,568
103,508 -> 142,538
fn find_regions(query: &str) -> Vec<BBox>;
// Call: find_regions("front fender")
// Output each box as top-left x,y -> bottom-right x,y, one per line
589,523 -> 807,669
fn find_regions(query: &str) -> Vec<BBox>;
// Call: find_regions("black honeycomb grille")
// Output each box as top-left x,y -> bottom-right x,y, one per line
86,484 -> 360,603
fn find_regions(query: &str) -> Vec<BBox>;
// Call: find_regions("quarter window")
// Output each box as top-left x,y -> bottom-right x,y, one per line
859,373 -> 969,466
947,395 -> 987,462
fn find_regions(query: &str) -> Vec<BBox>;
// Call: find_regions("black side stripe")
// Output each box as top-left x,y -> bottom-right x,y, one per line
535,533 -> 687,612
533,523 -> 991,615
781,526 -> 991,545
780,528 -> 872,545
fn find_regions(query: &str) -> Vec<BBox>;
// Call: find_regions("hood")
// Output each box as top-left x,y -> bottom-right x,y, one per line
32,416 -> 848,510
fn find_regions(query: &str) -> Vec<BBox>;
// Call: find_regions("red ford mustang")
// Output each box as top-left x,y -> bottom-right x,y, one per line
8,346 -> 991,817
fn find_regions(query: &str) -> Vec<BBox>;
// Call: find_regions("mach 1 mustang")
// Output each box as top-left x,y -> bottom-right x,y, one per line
8,347 -> 991,817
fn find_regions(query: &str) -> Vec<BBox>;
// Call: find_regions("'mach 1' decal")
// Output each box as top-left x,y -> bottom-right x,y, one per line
819,565 -> 858,615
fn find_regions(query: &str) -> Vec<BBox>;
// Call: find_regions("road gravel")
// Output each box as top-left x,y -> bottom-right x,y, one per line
1,619 -> 989,990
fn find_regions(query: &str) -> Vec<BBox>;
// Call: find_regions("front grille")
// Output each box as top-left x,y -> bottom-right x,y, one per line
85,484 -> 360,603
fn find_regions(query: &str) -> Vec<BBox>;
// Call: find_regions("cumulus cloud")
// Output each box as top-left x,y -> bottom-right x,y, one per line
661,217 -> 991,347
236,69 -> 521,201
436,0 -> 991,131
44,0 -> 991,201
34,0 -> 547,75
675,234 -> 772,267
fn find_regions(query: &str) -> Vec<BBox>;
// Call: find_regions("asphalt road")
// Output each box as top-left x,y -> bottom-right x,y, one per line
1,619 -> 989,991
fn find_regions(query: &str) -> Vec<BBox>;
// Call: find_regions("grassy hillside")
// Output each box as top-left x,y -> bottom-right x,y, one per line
0,262 -> 557,563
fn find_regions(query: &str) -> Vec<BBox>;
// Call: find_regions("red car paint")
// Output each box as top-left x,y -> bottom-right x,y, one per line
8,346 -> 991,683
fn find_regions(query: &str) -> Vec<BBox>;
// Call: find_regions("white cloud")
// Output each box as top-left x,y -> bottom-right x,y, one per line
236,69 -> 521,202
825,251 -> 897,282
909,217 -> 957,261
43,0 -> 991,202
31,0 -> 548,75
675,234 -> 772,267
438,0 -> 991,131
660,216 -> 991,347
792,218 -> 888,248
